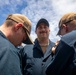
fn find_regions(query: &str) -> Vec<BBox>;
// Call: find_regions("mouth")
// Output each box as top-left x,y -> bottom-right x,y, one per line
40,31 -> 46,34
40,32 -> 47,36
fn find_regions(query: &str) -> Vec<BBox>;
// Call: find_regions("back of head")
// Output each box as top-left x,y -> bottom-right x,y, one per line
6,14 -> 32,34
6,14 -> 33,44
57,12 -> 76,35
59,12 -> 76,27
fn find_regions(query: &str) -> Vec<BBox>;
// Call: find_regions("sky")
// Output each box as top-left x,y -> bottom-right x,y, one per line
0,0 -> 76,42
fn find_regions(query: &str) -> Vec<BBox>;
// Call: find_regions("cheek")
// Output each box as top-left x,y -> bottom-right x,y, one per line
60,29 -> 66,36
18,33 -> 25,40
48,29 -> 50,33
35,30 -> 39,34
47,29 -> 50,34
23,34 -> 27,40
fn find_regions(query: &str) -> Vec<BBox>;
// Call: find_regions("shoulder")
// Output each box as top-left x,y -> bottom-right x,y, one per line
0,39 -> 17,52
23,44 -> 34,52
24,44 -> 34,49
61,30 -> 76,47
23,44 -> 34,57
49,40 -> 55,46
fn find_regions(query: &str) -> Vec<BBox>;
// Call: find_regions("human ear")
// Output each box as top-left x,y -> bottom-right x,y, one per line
49,28 -> 50,32
62,24 -> 68,32
35,29 -> 37,34
14,23 -> 23,31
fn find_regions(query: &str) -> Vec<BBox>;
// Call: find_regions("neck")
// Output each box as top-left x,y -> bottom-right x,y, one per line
0,25 -> 15,45
0,25 -> 11,37
37,38 -> 49,54
38,38 -> 49,47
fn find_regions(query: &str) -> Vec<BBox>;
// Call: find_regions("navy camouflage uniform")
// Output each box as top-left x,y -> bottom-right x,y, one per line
22,39 -> 55,75
0,31 -> 22,75
46,29 -> 76,75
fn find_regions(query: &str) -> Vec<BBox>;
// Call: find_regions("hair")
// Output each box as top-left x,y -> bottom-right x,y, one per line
65,20 -> 76,33
5,19 -> 17,27
67,20 -> 76,27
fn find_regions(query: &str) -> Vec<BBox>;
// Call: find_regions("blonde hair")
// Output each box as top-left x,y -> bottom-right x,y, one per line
5,19 -> 17,27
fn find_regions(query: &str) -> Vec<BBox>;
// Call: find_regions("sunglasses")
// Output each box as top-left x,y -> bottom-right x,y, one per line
58,19 -> 74,35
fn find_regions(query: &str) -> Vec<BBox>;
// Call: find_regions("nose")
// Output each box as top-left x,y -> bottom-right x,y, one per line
41,27 -> 45,31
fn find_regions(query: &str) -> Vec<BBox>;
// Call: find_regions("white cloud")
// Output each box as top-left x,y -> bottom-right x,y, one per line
21,0 -> 59,42
21,0 -> 76,42
52,0 -> 76,16
0,0 -> 76,42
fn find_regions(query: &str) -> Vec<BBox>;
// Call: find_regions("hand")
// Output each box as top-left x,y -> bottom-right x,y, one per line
52,40 -> 59,54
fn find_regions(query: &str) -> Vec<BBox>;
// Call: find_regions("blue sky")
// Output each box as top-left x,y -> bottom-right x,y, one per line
0,0 -> 76,42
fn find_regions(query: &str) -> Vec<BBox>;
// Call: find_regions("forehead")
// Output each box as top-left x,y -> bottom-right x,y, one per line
38,23 -> 48,27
